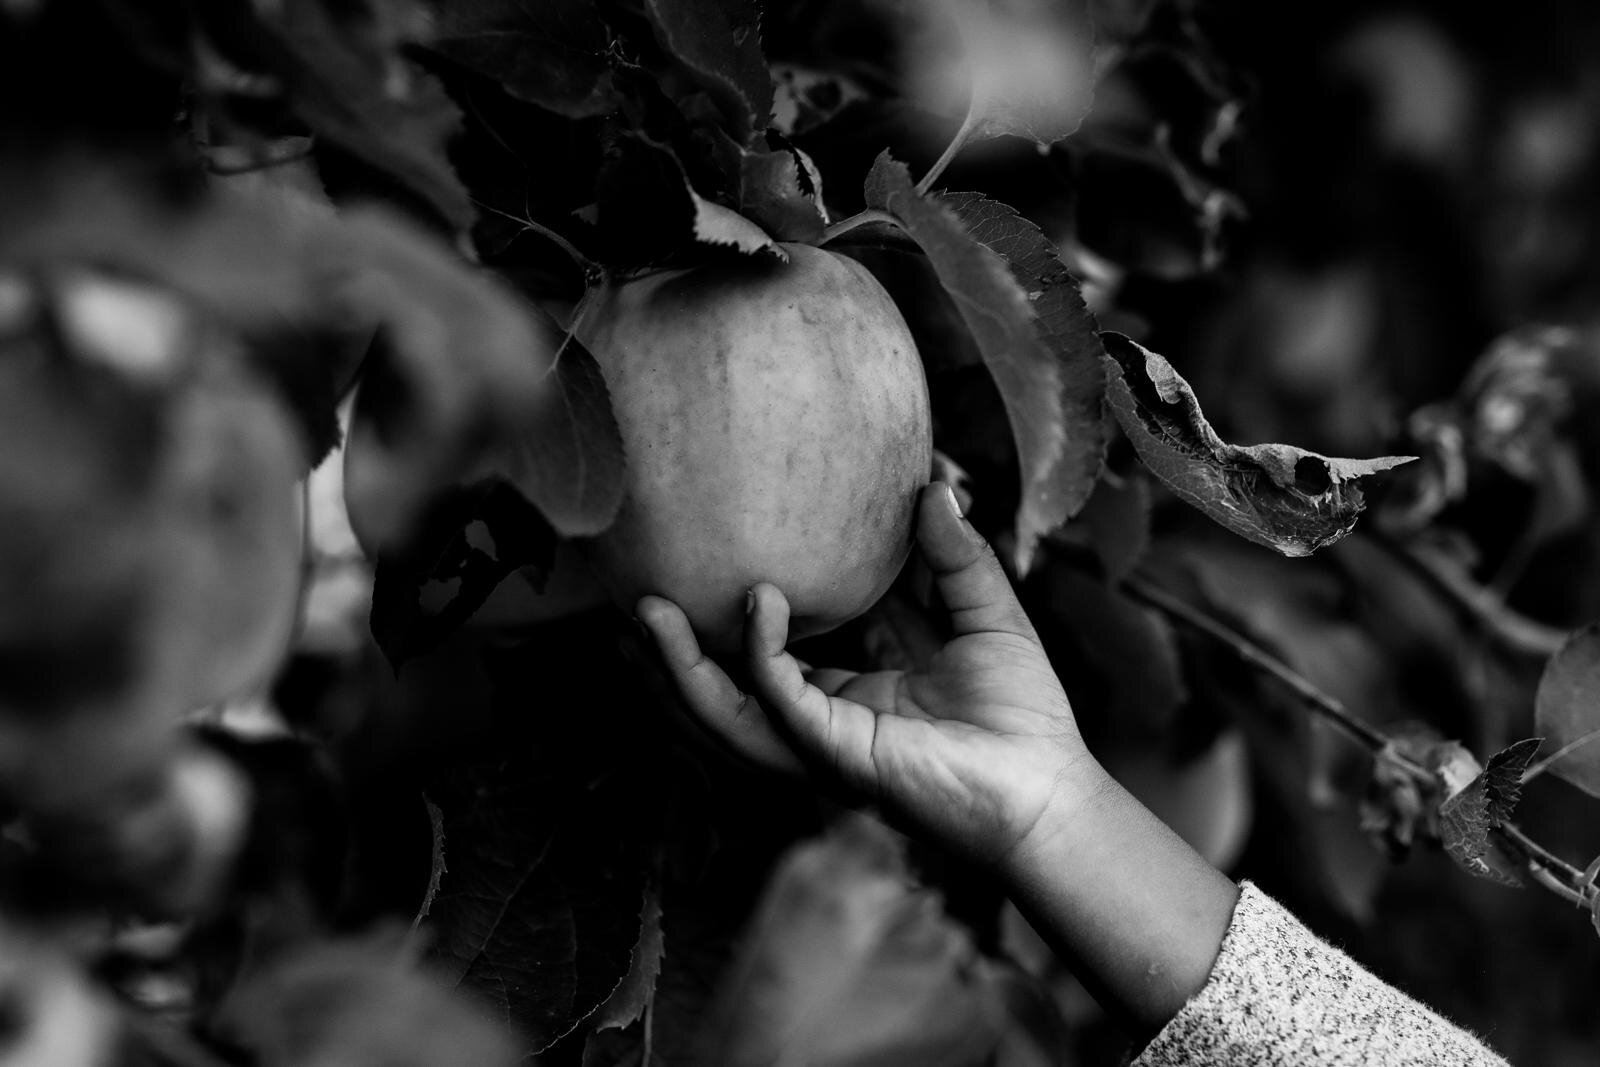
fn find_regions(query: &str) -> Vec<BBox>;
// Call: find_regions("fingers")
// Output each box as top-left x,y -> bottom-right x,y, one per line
635,596 -> 804,775
744,583 -> 884,794
916,482 -> 1039,641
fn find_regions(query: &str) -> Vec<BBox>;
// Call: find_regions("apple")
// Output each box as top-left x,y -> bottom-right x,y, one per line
578,244 -> 933,653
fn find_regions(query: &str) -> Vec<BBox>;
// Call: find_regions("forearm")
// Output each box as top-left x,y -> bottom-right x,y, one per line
998,762 -> 1240,1035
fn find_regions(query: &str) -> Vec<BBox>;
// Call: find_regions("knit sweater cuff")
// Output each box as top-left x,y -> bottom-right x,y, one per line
1130,881 -> 1508,1067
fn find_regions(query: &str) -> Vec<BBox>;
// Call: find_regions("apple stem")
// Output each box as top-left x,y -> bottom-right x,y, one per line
915,100 -> 983,195
819,209 -> 902,245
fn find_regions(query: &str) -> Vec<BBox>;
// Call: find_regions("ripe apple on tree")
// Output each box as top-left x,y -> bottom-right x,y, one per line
578,243 -> 934,653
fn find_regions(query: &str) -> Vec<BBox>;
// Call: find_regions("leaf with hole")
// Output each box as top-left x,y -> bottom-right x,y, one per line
1102,332 -> 1414,556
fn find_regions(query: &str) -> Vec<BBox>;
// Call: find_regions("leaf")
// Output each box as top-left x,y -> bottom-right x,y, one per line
215,933 -> 520,1067
424,754 -> 653,1055
1076,471 -> 1150,582
596,132 -> 784,265
1102,332 -> 1415,556
863,155 -> 1098,572
942,191 -> 1106,537
1437,738 -> 1542,886
1534,625 -> 1600,798
587,889 -> 664,1035
1022,561 -> 1186,740
337,207 -> 567,548
414,796 -> 446,928
1360,725 -> 1453,860
254,0 -> 474,232
490,314 -> 627,537
370,479 -> 558,670
696,814 -> 1006,1066
644,0 -> 773,142
705,130 -> 828,243
426,0 -> 617,118
913,0 -> 1096,148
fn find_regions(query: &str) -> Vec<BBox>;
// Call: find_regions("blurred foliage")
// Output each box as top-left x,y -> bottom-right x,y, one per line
2,1 -> 1600,1066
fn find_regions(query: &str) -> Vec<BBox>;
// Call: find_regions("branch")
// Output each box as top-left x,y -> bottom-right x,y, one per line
1122,575 -> 1398,759
1123,573 -> 1595,906
1363,533 -> 1566,659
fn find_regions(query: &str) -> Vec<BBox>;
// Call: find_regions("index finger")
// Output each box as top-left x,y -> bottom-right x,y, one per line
636,595 -> 805,776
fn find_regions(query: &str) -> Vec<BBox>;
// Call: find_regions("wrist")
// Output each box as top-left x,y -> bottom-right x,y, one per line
996,754 -> 1121,884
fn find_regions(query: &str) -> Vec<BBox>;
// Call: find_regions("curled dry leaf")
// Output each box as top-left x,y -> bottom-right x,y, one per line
1102,332 -> 1414,557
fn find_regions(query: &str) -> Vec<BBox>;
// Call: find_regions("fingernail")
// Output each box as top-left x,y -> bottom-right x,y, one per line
943,482 -> 964,518
745,587 -> 757,615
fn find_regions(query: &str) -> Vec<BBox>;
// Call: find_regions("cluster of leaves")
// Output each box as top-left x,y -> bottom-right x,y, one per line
3,0 -> 1600,1065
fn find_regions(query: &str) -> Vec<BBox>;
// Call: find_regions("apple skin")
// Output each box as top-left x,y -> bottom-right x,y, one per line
578,243 -> 933,653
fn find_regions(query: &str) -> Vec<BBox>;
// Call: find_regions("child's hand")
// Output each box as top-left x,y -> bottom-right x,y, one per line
641,482 -> 1240,1033
636,482 -> 1111,868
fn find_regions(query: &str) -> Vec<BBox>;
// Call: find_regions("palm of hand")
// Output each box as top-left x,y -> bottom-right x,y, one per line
815,631 -> 1084,864
637,483 -> 1095,869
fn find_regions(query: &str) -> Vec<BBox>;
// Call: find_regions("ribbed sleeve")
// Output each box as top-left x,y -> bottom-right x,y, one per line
1130,882 -> 1508,1067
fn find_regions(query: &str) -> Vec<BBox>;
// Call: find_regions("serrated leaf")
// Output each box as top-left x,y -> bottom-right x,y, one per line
1534,625 -> 1600,799
942,191 -> 1106,542
1437,738 -> 1542,886
644,0 -> 773,141
705,130 -> 828,242
370,479 -> 557,670
415,795 -> 446,929
426,0 -> 616,117
914,0 -> 1096,149
425,755 -> 651,1056
587,889 -> 664,1035
864,155 -> 1097,572
692,195 -> 784,256
697,815 -> 1006,1066
597,132 -> 784,264
1102,332 -> 1415,556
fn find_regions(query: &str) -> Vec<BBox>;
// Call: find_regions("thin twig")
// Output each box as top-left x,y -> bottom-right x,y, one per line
1122,575 -> 1400,760
473,200 -> 601,278
1522,726 -> 1600,784
1124,573 -> 1593,902
1363,533 -> 1566,658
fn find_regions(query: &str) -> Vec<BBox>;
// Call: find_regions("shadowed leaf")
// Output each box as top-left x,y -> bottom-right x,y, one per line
864,155 -> 1096,572
426,0 -> 616,117
1534,625 -> 1600,798
644,0 -> 773,141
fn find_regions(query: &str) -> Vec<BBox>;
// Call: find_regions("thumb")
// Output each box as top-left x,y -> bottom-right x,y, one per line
917,482 -> 1038,642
